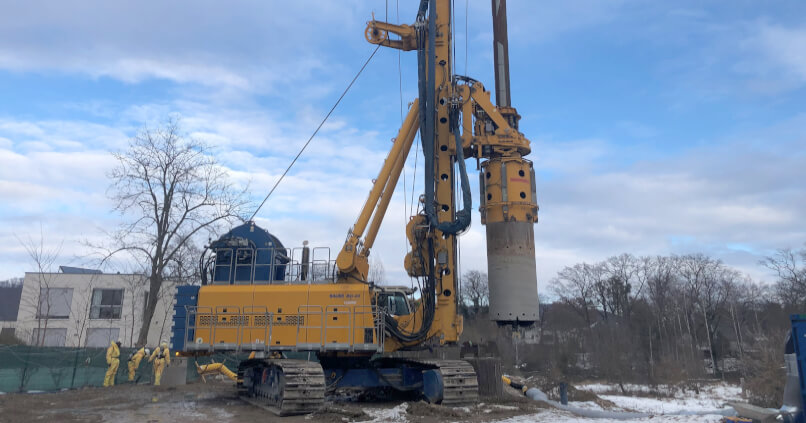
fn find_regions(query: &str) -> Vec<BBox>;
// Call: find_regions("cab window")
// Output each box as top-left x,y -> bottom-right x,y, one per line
388,293 -> 410,316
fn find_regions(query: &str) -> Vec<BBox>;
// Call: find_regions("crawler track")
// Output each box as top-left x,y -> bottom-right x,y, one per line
237,359 -> 325,416
418,359 -> 479,405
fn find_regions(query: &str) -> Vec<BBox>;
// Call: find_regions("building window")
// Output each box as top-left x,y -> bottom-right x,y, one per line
90,289 -> 124,319
31,328 -> 67,347
85,327 -> 120,348
37,287 -> 74,319
0,327 -> 17,341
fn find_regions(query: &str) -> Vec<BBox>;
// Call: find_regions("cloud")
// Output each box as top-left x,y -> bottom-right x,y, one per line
530,118 -> 806,286
1,0 -> 804,300
1,105 -> 804,292
0,101 -> 406,281
0,1 -> 366,94
749,23 -> 806,83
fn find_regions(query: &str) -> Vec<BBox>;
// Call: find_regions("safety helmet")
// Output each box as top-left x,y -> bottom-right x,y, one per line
144,348 -> 151,355
161,341 -> 168,348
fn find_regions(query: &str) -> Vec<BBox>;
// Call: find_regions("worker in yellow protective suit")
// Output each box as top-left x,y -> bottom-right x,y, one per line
149,341 -> 171,386
103,339 -> 122,387
127,346 -> 151,382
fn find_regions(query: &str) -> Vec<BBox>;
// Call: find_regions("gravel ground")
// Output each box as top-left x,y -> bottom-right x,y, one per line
0,380 -> 546,423
0,379 -> 742,423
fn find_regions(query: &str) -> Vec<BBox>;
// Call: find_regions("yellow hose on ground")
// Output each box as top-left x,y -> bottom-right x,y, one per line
196,362 -> 238,382
501,375 -> 528,393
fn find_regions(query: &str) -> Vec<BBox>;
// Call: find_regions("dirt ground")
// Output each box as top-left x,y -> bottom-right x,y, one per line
0,380 -> 547,423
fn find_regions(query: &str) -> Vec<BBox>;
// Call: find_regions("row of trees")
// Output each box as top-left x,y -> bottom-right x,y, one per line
458,247 -> 803,406
538,249 -> 805,385
0,277 -> 23,287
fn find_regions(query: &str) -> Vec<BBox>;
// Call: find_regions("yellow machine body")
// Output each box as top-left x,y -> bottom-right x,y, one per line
191,284 -> 377,351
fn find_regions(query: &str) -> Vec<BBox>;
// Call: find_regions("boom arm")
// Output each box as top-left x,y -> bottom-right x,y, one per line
335,100 -> 420,282
344,0 -> 540,351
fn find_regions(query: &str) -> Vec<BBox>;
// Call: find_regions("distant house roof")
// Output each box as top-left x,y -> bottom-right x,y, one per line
0,286 -> 22,321
59,266 -> 102,274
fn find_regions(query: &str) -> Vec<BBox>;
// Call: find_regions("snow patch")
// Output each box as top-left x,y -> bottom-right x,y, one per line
567,401 -> 605,411
598,394 -> 725,414
492,410 -> 725,422
363,402 -> 409,422
575,382 -> 741,414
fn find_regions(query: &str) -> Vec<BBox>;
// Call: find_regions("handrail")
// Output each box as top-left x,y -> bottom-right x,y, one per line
213,305 -> 242,348
242,306 -> 272,351
297,305 -> 324,349
323,305 -> 351,349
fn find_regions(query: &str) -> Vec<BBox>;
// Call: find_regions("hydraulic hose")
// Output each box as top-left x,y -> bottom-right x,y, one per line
417,0 -> 471,236
502,377 -> 738,421
524,387 -> 736,420
385,240 -> 436,343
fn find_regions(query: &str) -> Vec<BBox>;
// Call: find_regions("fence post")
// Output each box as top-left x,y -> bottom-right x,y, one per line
70,348 -> 80,388
18,345 -> 30,393
559,382 -> 568,405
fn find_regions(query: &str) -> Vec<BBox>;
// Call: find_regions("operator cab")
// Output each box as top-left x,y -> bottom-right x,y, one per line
377,286 -> 416,316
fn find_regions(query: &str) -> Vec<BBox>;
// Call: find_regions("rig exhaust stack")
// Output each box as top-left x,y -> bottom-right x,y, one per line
485,0 -> 540,326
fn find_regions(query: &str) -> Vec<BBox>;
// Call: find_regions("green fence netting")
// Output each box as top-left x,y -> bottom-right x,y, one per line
0,346 -> 315,393
0,345 -> 211,393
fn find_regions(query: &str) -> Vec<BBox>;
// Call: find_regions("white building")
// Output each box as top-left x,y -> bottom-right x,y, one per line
11,266 -> 177,348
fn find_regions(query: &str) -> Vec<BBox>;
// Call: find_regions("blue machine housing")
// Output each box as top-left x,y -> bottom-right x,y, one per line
790,315 -> 806,423
170,285 -> 200,351
202,221 -> 290,285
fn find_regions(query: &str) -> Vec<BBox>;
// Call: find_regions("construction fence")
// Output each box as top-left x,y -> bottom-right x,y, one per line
0,345 -> 247,393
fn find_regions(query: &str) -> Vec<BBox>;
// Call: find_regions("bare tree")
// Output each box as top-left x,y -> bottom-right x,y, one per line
600,254 -> 649,320
761,246 -> 806,309
102,118 -> 249,345
461,270 -> 489,313
551,263 -> 596,325
17,229 -> 64,346
645,256 -> 680,361
71,273 -> 98,347
677,254 -> 732,376
119,271 -> 147,346
368,256 -> 387,285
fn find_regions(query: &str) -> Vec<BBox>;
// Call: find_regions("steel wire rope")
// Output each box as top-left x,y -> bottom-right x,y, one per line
452,0 -> 456,71
465,0 -> 469,75
394,0 -> 419,293
394,0 -> 413,287
248,44 -> 382,221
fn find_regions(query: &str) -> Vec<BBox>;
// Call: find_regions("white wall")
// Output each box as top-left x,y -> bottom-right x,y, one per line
17,272 -> 178,348
146,280 -> 178,347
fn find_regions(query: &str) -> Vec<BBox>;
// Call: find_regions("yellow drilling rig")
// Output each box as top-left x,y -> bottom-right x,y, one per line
172,0 -> 539,415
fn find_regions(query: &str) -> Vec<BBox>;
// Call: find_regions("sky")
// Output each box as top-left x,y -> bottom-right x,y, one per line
1,1 -> 805,297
